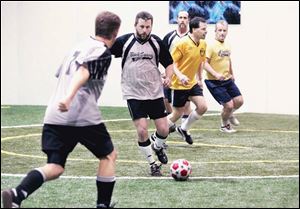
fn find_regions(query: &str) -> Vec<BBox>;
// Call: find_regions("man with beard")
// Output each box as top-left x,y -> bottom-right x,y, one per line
162,10 -> 192,129
110,11 -> 174,176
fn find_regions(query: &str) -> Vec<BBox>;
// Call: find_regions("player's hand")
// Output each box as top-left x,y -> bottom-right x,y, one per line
214,73 -> 225,81
163,77 -> 171,88
179,74 -> 189,86
58,99 -> 71,112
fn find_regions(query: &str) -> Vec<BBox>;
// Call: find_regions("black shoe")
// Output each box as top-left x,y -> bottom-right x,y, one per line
150,163 -> 162,176
1,189 -> 20,208
176,127 -> 193,144
151,143 -> 168,164
169,124 -> 177,133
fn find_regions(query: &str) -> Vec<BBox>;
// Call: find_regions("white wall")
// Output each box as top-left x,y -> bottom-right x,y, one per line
1,1 -> 299,114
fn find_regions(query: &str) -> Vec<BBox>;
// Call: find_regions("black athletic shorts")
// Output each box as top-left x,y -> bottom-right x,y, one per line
42,123 -> 114,167
127,97 -> 167,120
172,84 -> 203,107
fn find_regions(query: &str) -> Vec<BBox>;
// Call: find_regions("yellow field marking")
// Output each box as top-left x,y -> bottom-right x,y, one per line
233,129 -> 299,134
1,106 -> 11,109
199,159 -> 299,164
1,123 -> 298,165
166,140 -> 250,149
1,133 -> 250,149
1,150 -> 298,165
111,128 -> 299,134
1,134 -> 42,141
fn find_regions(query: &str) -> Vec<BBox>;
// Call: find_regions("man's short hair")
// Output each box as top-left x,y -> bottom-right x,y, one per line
135,11 -> 153,26
189,17 -> 206,33
215,20 -> 228,30
95,11 -> 121,39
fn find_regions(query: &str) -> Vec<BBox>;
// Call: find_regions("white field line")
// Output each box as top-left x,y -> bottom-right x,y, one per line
1,113 -> 221,129
1,173 -> 298,180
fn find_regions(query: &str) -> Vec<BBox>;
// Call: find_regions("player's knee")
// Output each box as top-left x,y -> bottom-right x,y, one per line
197,104 -> 207,115
237,98 -> 244,107
137,127 -> 148,139
224,101 -> 234,112
42,164 -> 64,180
202,105 -> 208,114
158,127 -> 169,137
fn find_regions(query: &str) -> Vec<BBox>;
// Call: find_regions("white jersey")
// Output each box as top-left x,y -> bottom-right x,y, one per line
163,30 -> 189,53
111,33 -> 173,100
44,37 -> 112,126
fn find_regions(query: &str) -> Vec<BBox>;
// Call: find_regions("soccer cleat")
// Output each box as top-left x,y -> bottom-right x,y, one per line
1,189 -> 20,208
229,115 -> 240,126
151,143 -> 168,164
150,163 -> 162,176
176,126 -> 193,144
169,124 -> 177,133
220,124 -> 237,133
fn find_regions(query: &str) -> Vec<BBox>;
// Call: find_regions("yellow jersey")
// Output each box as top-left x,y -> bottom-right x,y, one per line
206,40 -> 232,80
171,35 -> 206,90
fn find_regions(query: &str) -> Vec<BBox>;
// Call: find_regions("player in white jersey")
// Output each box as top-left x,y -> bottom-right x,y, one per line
2,11 -> 121,208
162,10 -> 192,131
111,11 -> 173,176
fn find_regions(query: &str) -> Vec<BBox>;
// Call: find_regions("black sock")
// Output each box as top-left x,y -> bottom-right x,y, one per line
14,169 -> 44,205
96,179 -> 116,208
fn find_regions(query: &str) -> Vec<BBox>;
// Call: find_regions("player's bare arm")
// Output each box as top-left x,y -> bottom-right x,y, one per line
204,59 -> 225,81
58,66 -> 90,112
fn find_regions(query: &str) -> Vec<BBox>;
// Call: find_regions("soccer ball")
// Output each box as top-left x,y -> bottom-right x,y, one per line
170,159 -> 192,181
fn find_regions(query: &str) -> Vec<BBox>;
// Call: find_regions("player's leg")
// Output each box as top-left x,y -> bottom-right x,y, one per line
148,98 -> 169,164
220,100 -> 236,133
177,85 -> 207,144
163,87 -> 173,115
127,99 -> 161,176
2,124 -> 72,208
182,95 -> 207,131
2,164 -> 64,208
167,106 -> 184,133
229,95 -> 243,126
205,79 -> 237,132
227,80 -> 243,126
181,101 -> 192,124
96,150 -> 117,208
167,89 -> 188,133
151,117 -> 169,164
80,123 -> 117,208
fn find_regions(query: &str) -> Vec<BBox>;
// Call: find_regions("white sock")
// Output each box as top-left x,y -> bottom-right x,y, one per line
181,115 -> 189,124
230,108 -> 236,117
181,110 -> 201,130
221,119 -> 229,127
139,143 -> 155,165
153,132 -> 167,149
167,117 -> 175,128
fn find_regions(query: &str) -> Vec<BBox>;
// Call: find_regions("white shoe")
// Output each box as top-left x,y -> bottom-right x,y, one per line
229,115 -> 240,126
220,124 -> 237,133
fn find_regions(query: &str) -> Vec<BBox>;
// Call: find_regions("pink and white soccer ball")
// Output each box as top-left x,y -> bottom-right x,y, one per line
170,159 -> 192,181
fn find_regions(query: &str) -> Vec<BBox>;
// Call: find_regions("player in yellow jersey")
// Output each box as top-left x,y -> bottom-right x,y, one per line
204,20 -> 244,133
167,17 -> 208,144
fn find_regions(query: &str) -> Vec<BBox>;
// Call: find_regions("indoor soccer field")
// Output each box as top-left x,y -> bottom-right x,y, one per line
1,105 -> 299,208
